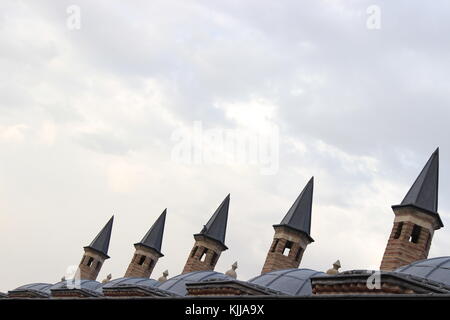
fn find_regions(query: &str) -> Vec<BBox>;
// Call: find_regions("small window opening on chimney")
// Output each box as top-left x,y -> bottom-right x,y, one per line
283,241 -> 293,256
271,239 -> 279,253
394,222 -> 403,239
191,246 -> 198,258
200,249 -> 208,262
295,248 -> 303,261
410,225 -> 422,243
210,252 -> 218,266
424,232 -> 431,250
138,255 -> 146,265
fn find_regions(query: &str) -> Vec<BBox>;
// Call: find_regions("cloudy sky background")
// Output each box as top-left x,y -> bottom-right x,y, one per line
1,0 -> 450,292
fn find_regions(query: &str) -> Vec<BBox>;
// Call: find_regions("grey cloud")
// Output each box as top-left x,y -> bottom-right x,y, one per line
75,132 -> 132,155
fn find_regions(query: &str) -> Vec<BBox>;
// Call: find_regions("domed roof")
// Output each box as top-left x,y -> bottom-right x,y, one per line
50,279 -> 103,295
395,256 -> 450,286
248,268 -> 325,296
158,271 -> 233,296
10,283 -> 53,296
101,277 -> 160,289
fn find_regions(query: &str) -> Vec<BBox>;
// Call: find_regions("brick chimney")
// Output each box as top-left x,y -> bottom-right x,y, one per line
125,209 -> 166,278
380,148 -> 443,271
262,177 -> 314,274
182,194 -> 230,274
77,216 -> 114,280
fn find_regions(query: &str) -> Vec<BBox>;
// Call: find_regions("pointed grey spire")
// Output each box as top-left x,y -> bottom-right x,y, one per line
400,148 -> 439,213
276,177 -> 314,237
85,216 -> 114,258
393,148 -> 443,228
135,209 -> 166,256
197,194 -> 230,246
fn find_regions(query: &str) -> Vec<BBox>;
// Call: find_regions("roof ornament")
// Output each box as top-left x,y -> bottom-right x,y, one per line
225,261 -> 238,279
391,148 -> 443,228
276,177 -> 314,238
61,276 -> 66,282
398,147 -> 439,213
158,270 -> 169,283
197,194 -> 230,246
326,260 -> 341,275
85,216 -> 114,258
135,209 -> 167,255
102,274 -> 112,283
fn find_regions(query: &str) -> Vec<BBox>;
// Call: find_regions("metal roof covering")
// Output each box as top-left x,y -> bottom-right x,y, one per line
396,148 -> 440,213
395,256 -> 450,286
9,283 -> 53,296
50,279 -> 103,295
158,271 -> 233,296
101,277 -> 160,289
135,209 -> 166,255
275,177 -> 314,237
197,194 -> 230,246
248,268 -> 325,296
85,216 -> 114,258
311,269 -> 450,294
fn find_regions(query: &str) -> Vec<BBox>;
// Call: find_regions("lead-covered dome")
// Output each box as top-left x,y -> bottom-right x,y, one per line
158,271 -> 233,296
101,277 -> 160,290
395,256 -> 450,286
50,279 -> 103,296
9,283 -> 53,297
248,268 -> 325,296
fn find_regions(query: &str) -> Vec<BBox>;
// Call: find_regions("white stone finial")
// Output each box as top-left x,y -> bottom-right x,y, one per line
326,260 -> 341,275
225,261 -> 238,279
102,273 -> 112,283
158,270 -> 169,283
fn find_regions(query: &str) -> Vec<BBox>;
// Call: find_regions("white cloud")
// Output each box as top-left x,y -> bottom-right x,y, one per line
0,124 -> 28,142
106,158 -> 145,193
38,121 -> 57,145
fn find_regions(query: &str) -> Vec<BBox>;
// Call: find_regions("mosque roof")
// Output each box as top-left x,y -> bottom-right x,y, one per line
248,268 -> 325,296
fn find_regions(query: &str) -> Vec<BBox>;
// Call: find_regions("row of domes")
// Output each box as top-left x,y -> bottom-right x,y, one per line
10,256 -> 450,298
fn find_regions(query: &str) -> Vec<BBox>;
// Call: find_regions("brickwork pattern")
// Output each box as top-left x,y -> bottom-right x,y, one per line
77,248 -> 107,281
182,236 -> 225,274
261,226 -> 310,274
124,246 -> 161,278
380,220 -> 432,271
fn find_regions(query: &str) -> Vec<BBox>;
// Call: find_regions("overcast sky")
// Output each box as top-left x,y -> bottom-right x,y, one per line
1,0 -> 450,293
